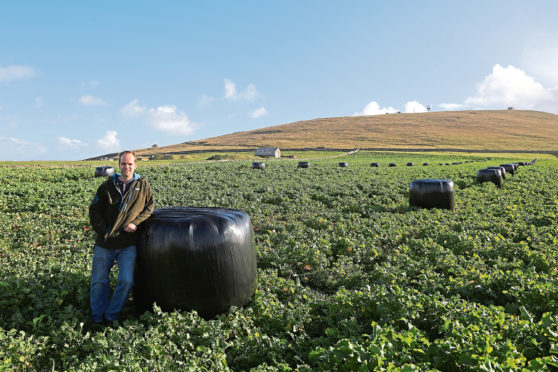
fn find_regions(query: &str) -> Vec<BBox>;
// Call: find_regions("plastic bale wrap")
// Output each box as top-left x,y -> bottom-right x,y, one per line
409,179 -> 455,210
94,166 -> 115,177
423,163 -> 429,166
477,168 -> 503,188
389,163 -> 397,167
298,161 -> 309,168
407,162 -> 414,166
499,163 -> 515,175
487,166 -> 507,180
338,162 -> 348,168
370,162 -> 379,167
251,162 -> 265,170
134,207 -> 257,318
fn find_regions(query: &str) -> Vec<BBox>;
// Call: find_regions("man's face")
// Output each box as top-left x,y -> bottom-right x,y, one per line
119,153 -> 137,179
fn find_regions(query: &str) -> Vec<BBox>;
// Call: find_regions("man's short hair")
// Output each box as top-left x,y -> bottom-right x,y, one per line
119,150 -> 137,164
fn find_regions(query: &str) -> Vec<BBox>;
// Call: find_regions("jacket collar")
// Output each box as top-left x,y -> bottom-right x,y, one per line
112,172 -> 141,182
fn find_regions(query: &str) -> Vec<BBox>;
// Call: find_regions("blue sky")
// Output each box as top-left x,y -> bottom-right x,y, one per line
1,1 -> 558,160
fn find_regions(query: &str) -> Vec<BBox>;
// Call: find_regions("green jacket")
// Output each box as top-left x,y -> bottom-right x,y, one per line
89,173 -> 154,249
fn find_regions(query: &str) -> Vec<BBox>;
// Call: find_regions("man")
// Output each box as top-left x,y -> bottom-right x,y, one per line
89,150 -> 154,324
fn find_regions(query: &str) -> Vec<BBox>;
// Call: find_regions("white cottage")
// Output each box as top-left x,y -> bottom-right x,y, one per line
255,147 -> 281,158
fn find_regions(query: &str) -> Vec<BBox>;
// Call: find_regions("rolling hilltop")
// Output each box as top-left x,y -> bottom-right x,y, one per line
130,110 -> 558,158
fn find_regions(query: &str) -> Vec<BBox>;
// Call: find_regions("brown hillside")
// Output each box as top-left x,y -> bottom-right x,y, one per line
134,110 -> 558,156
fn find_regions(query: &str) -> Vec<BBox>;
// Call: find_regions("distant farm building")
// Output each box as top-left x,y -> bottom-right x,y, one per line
508,107 -> 515,110
255,147 -> 281,158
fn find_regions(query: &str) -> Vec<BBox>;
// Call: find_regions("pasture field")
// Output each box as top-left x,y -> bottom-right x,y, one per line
1,152 -> 557,370
135,110 -> 558,156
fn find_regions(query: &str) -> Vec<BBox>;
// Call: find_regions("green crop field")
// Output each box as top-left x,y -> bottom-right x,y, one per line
1,152 -> 557,370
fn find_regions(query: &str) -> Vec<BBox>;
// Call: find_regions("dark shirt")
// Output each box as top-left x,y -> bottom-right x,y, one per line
116,177 -> 134,196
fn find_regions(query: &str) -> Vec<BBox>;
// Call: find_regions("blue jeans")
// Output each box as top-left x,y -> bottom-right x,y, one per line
90,245 -> 137,322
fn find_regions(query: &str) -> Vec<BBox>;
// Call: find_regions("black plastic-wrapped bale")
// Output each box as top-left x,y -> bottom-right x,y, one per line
499,163 -> 515,175
389,162 -> 397,167
135,207 -> 257,318
423,163 -> 429,166
487,166 -> 506,180
409,179 -> 455,210
251,162 -> 265,170
518,161 -> 526,166
370,162 -> 379,167
94,166 -> 115,177
298,161 -> 309,168
477,168 -> 503,188
338,162 -> 348,168
407,162 -> 414,166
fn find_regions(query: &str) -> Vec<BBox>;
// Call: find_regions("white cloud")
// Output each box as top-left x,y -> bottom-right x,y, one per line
465,64 -> 554,109
439,103 -> 469,111
404,101 -> 428,113
80,94 -> 107,107
0,65 -> 36,82
120,99 -> 146,116
224,79 -> 237,99
250,106 -> 268,118
224,78 -> 259,101
58,136 -> 87,150
0,136 -> 29,146
354,101 -> 398,116
0,136 -> 47,159
97,130 -> 120,152
120,100 -> 198,135
148,105 -> 195,135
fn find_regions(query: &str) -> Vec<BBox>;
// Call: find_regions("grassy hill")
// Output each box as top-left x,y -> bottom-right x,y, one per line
128,110 -> 558,158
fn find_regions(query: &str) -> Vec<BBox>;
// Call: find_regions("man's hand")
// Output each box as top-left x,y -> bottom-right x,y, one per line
123,223 -> 137,233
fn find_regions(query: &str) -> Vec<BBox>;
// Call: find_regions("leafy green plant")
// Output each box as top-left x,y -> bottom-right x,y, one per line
0,152 -> 557,370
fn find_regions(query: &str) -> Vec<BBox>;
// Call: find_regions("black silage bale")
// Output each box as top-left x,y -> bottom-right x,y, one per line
94,166 -> 115,177
251,162 -> 266,170
499,163 -> 515,175
409,179 -> 455,210
135,207 -> 257,319
487,166 -> 507,180
477,168 -> 503,188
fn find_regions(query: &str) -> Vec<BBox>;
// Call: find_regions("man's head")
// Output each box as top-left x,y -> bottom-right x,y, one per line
118,151 -> 137,180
